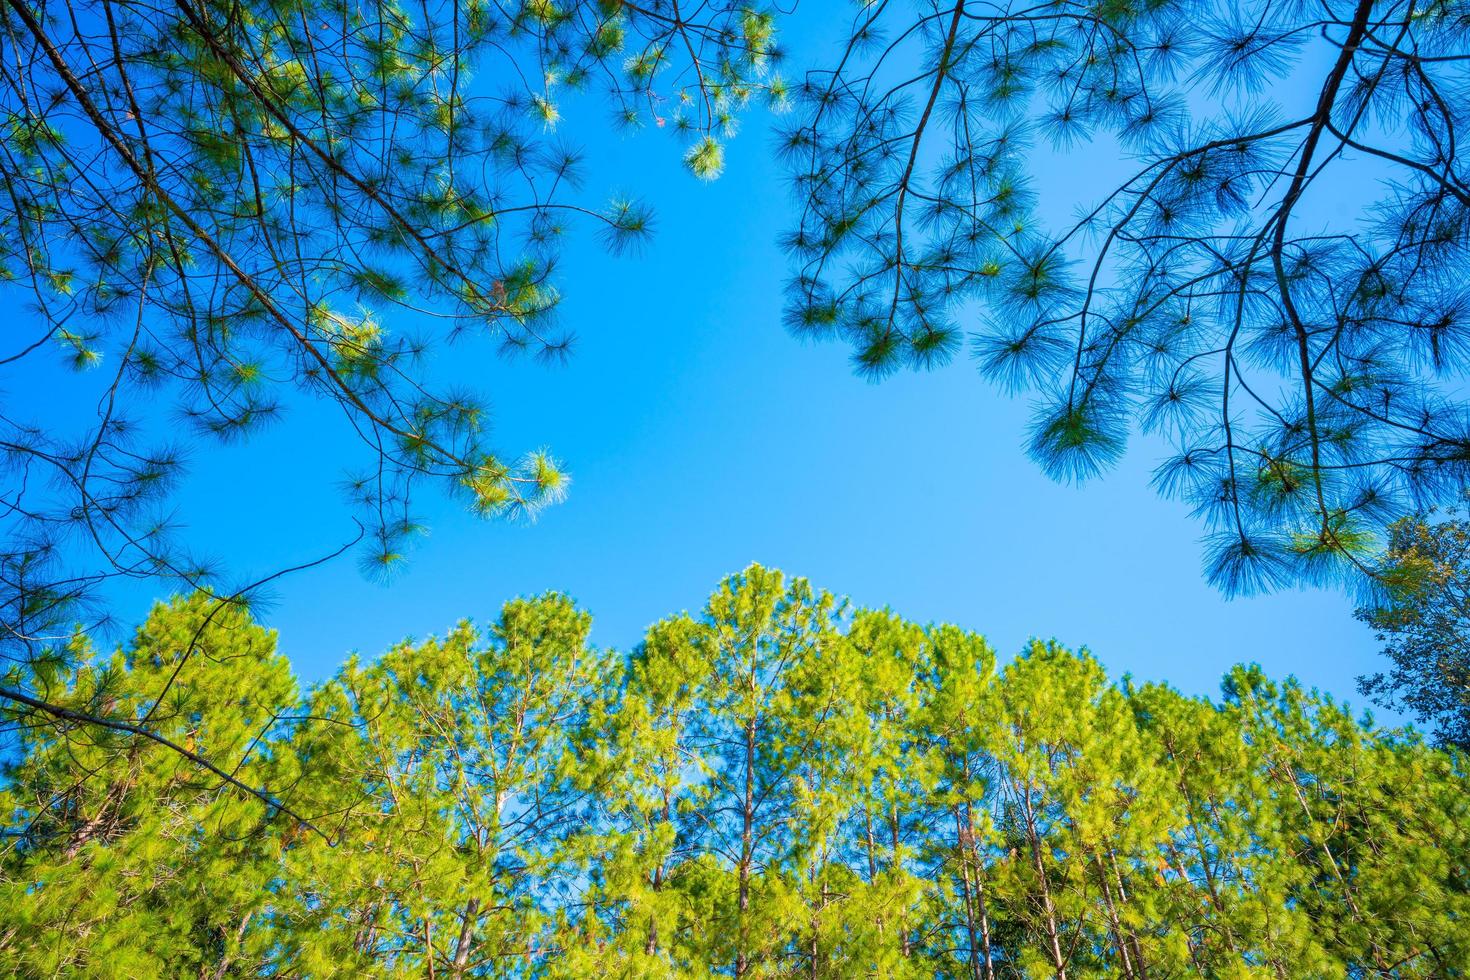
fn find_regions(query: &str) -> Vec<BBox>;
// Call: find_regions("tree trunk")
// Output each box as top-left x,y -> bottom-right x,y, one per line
1091,851 -> 1138,979
954,804 -> 995,980
735,714 -> 756,979
451,898 -> 479,974
207,911 -> 252,980
890,802 -> 911,957
1018,783 -> 1068,980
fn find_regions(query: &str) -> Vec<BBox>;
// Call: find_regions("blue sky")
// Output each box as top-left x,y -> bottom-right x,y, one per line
18,6 -> 1388,713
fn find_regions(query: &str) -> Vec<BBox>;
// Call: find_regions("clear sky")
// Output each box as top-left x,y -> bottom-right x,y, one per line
16,5 -> 1388,713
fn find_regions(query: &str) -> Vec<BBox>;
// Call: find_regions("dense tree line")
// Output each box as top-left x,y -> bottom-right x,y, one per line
3,566 -> 1466,977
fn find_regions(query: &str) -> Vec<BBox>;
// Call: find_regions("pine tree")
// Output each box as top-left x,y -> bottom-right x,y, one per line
0,0 -> 784,696
0,596 -> 301,975
561,613 -> 708,977
276,593 -> 611,975
681,566 -> 840,977
1358,503 -> 1470,748
914,623 -> 1000,980
781,0 -> 1470,594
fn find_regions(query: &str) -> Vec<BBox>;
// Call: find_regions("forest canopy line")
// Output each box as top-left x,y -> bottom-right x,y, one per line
3,566 -> 1467,977
4,0 -> 1470,971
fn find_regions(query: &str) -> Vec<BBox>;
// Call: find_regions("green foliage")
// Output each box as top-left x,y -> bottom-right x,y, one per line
782,0 -> 1470,595
1358,503 -> 1470,749
684,136 -> 726,180
0,0 -> 783,665
0,596 -> 297,975
4,566 -> 1468,976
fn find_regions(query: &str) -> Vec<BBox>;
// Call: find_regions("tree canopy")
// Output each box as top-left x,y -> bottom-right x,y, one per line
1358,500 -> 1470,748
0,0 -> 783,664
781,0 -> 1470,593
7,0 -> 1470,673
5,1 -> 1470,967
4,566 -> 1467,976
